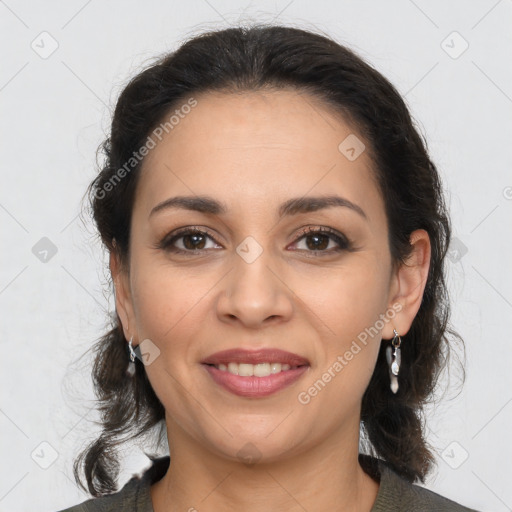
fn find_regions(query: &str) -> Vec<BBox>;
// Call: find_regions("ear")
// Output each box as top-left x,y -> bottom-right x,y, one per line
110,248 -> 136,344
382,229 -> 431,340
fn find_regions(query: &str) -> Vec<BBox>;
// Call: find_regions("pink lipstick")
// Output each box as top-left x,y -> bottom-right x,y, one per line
201,348 -> 310,398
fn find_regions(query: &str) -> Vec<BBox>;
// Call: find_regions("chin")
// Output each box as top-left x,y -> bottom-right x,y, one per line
203,430 -> 307,467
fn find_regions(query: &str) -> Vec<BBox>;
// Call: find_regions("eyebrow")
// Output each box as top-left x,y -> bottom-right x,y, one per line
149,194 -> 367,220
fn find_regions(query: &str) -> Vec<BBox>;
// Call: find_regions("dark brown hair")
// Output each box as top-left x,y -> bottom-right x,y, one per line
73,24 -> 463,496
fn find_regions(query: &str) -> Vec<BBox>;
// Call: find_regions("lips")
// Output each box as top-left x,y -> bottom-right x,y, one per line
201,348 -> 311,397
203,364 -> 309,398
201,348 -> 310,367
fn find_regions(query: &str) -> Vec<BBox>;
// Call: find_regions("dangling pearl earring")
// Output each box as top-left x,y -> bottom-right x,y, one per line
126,336 -> 137,377
386,329 -> 402,394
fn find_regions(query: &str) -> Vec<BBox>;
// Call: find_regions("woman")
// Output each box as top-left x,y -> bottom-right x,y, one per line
59,24 -> 478,511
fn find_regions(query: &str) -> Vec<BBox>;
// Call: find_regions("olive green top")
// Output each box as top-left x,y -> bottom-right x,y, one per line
57,455 -> 479,511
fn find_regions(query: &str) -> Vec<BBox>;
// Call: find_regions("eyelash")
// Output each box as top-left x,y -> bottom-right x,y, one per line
156,225 -> 353,256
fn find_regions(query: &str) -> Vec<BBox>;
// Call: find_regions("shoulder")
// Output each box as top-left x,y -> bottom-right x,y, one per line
360,455 -> 480,511
379,466 -> 479,511
56,477 -> 144,512
56,456 -> 170,512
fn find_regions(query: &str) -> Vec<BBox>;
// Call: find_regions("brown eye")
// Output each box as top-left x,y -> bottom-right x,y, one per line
291,227 -> 351,254
303,233 -> 330,250
181,232 -> 207,250
158,228 -> 222,254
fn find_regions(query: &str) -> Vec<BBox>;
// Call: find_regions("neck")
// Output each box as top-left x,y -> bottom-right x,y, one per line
150,418 -> 379,512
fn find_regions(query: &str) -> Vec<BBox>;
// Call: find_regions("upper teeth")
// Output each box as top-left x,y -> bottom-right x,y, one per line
215,362 -> 295,377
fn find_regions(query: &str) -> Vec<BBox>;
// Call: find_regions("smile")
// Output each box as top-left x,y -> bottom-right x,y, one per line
202,363 -> 309,397
210,362 -> 303,376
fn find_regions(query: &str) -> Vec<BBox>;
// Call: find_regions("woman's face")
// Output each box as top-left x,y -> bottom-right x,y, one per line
113,89 -> 415,463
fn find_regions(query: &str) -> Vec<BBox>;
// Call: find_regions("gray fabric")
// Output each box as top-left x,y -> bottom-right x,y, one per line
57,455 -> 479,511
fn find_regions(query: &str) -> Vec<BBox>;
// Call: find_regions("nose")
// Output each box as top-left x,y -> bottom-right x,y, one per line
215,244 -> 294,329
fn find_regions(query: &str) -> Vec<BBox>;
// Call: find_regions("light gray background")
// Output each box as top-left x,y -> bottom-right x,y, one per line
1,1 -> 511,511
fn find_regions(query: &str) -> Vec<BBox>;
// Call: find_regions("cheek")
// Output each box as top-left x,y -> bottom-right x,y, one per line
297,258 -> 388,388
128,258 -> 213,412
129,257 -> 212,349
298,257 -> 388,333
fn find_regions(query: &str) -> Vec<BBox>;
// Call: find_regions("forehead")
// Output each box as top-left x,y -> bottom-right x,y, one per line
135,89 -> 384,225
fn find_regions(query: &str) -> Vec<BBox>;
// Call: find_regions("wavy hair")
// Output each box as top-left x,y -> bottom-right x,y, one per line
73,24 -> 463,496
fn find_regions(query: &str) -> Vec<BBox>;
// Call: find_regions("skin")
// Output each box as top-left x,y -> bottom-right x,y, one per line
111,89 -> 431,512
